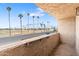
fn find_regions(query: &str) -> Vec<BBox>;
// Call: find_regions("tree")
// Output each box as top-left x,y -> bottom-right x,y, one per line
27,13 -> 30,32
37,16 -> 39,19
32,16 -> 35,33
47,21 -> 50,32
6,7 -> 11,36
44,24 -> 46,32
40,23 -> 43,32
18,14 -> 23,34
37,16 -> 39,30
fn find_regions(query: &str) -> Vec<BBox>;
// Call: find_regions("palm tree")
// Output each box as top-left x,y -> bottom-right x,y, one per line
37,16 -> 39,30
18,14 -> 23,34
47,21 -> 50,32
42,22 -> 44,32
40,23 -> 42,32
32,16 -> 35,33
37,16 -> 39,19
44,24 -> 46,32
6,7 -> 11,36
27,13 -> 30,32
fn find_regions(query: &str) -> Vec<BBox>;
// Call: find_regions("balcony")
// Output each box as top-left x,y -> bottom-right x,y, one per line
0,3 -> 78,56
0,31 -> 76,56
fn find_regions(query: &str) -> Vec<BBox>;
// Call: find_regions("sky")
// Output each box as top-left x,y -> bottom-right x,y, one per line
0,3 -> 57,28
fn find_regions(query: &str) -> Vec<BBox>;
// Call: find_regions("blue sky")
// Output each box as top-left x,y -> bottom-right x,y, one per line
0,3 -> 57,28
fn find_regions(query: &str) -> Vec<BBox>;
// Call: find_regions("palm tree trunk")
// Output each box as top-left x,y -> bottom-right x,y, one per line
28,15 -> 29,32
44,24 -> 46,32
20,19 -> 22,34
33,18 -> 34,33
8,11 -> 11,36
36,19 -> 38,33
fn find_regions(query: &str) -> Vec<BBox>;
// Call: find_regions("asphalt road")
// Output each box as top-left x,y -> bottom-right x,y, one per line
0,31 -> 53,46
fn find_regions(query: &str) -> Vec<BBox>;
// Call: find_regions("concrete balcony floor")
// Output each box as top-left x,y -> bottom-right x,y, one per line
51,43 -> 76,56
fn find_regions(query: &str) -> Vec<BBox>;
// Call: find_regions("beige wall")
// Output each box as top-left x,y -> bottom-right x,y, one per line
0,33 -> 60,56
36,4 -> 76,47
37,3 -> 77,55
58,16 -> 75,46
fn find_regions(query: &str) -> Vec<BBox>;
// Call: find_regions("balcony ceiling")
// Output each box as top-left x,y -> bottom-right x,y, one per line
36,3 -> 79,19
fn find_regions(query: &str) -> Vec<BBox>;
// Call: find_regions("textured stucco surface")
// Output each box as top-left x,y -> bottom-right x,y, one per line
58,16 -> 75,46
36,3 -> 77,55
36,3 -> 76,46
36,3 -> 78,19
0,34 -> 60,56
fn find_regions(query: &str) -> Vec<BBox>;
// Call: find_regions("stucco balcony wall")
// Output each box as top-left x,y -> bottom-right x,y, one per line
0,33 -> 60,56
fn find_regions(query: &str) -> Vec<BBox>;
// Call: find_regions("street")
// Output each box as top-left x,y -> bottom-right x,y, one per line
0,31 -> 53,46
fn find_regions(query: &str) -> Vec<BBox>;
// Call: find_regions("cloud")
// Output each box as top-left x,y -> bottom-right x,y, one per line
30,12 -> 45,17
30,8 -> 45,17
36,8 -> 44,13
